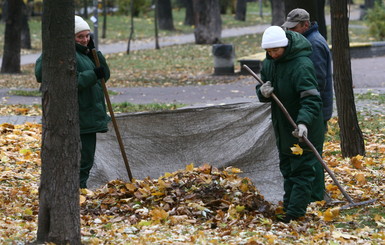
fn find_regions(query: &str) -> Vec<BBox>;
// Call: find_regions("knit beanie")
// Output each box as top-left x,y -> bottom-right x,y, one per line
261,26 -> 288,49
75,15 -> 90,34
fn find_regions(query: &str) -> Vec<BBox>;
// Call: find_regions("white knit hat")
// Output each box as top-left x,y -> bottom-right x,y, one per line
75,15 -> 90,34
261,26 -> 288,49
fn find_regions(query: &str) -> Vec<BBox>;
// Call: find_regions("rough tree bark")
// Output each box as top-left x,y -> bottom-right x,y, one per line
270,0 -> 285,26
1,0 -> 22,74
235,0 -> 247,21
157,0 -> 175,30
36,0 -> 81,243
21,1 -> 32,49
330,0 -> 365,157
183,0 -> 194,26
193,0 -> 222,44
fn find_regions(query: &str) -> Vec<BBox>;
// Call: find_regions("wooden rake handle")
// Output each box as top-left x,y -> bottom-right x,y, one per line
92,49 -> 133,182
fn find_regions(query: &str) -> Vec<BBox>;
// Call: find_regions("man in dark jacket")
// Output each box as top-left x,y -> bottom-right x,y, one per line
35,15 -> 111,188
256,26 -> 325,223
282,8 -> 333,202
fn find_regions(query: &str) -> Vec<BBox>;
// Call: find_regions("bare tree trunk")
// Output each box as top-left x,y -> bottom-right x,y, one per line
83,0 -> 89,18
154,0 -> 160,49
102,0 -> 107,38
127,0 -> 135,54
270,0 -> 285,26
36,0 -> 81,243
157,0 -> 175,30
21,1 -> 32,49
1,0 -> 22,74
184,0 -> 194,25
317,0 -> 327,40
193,0 -> 222,44
330,0 -> 365,157
235,0 -> 247,21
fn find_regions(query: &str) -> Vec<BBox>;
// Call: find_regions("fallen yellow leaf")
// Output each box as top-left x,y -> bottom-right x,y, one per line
291,144 -> 303,155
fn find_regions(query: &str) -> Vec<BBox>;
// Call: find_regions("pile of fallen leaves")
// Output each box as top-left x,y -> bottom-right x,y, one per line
1,119 -> 385,244
80,164 -> 275,227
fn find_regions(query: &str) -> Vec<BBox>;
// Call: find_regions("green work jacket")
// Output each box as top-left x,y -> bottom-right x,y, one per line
257,31 -> 324,155
35,43 -> 111,134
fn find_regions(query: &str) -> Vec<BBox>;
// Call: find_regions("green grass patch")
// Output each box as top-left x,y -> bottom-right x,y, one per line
335,206 -> 385,229
7,89 -> 119,97
7,90 -> 41,97
111,102 -> 185,113
355,91 -> 385,104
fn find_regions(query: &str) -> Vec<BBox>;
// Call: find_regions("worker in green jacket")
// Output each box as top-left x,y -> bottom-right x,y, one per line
35,15 -> 111,189
256,26 -> 325,223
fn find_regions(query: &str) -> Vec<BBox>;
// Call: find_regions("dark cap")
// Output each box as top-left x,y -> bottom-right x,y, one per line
282,8 -> 310,29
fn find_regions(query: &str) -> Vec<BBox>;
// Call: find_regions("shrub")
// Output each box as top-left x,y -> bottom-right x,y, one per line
365,2 -> 385,41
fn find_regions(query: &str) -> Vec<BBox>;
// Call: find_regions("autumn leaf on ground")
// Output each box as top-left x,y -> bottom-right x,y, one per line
350,155 -> 364,169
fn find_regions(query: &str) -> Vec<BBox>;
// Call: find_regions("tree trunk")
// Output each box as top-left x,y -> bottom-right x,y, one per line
157,0 -> 175,30
235,0 -> 247,21
36,0 -> 81,243
1,0 -> 22,74
83,0 -> 88,18
154,0 -> 160,49
184,0 -> 194,26
270,0 -> 285,26
21,1 -> 32,49
102,0 -> 107,38
284,0 -> 327,40
193,0 -> 222,44
330,0 -> 365,157
219,0 -> 230,14
127,0 -> 135,54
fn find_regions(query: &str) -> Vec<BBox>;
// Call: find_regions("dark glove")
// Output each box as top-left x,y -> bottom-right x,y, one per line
87,34 -> 96,50
94,66 -> 105,79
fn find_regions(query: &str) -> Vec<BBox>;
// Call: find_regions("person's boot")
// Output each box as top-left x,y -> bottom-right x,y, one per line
277,214 -> 297,223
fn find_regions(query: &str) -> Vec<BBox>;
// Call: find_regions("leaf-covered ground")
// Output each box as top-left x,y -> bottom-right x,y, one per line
1,113 -> 385,244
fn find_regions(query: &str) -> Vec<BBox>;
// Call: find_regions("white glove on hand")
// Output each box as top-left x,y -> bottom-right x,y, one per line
260,81 -> 274,98
292,124 -> 308,138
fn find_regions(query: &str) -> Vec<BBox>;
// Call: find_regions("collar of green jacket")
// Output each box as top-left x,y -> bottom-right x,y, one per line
76,42 -> 89,55
267,30 -> 312,63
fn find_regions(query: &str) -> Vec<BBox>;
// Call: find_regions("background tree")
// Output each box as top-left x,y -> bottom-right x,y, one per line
330,0 -> 365,157
1,0 -> 22,74
36,0 -> 81,243
284,0 -> 327,40
102,0 -> 107,38
126,0 -> 135,54
270,0 -> 285,26
157,0 -> 175,30
192,0 -> 222,44
235,0 -> 247,21
183,0 -> 194,26
21,0 -> 32,49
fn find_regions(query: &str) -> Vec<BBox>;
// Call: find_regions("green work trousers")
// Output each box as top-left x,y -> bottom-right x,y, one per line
80,133 -> 97,189
311,160 -> 325,202
279,152 -> 317,218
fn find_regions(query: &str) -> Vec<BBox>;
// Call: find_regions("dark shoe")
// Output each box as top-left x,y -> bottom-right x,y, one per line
277,214 -> 297,223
